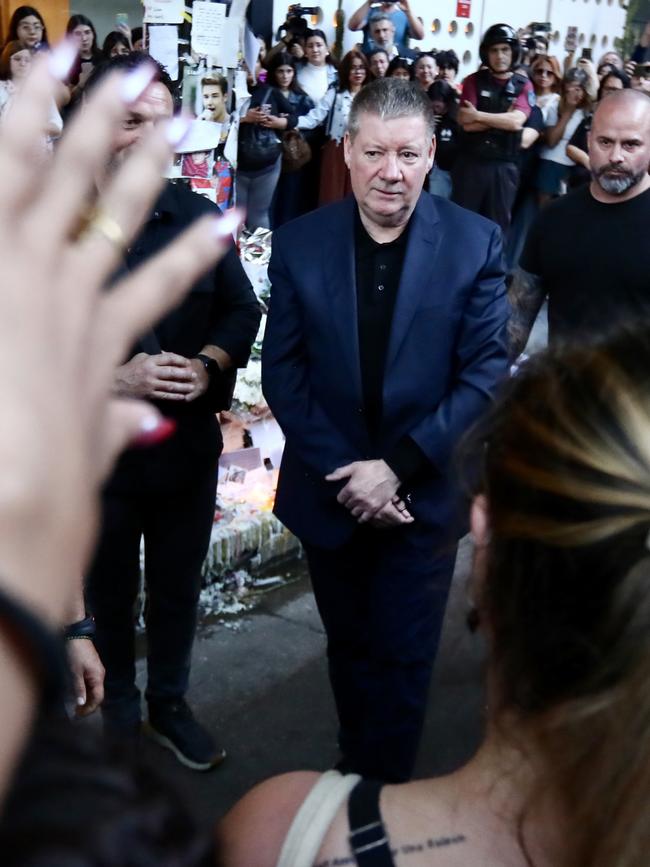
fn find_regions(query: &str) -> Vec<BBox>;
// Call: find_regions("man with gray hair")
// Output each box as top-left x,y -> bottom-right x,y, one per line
509,89 -> 650,359
349,0 -> 424,56
366,15 -> 399,59
263,78 -> 509,782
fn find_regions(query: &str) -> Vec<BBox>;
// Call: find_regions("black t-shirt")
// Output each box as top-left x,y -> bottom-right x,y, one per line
567,114 -> 592,188
434,115 -> 460,172
520,184 -> 650,341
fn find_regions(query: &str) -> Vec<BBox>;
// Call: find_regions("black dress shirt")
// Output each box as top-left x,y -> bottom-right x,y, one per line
108,181 -> 261,493
354,211 -> 429,483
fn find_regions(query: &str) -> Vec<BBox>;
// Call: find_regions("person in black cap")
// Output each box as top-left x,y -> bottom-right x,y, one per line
451,23 -> 535,234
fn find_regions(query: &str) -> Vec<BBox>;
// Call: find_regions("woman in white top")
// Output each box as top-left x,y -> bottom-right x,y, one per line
296,29 -> 338,104
529,54 -> 562,123
216,325 -> 650,867
535,67 -> 592,205
293,29 -> 338,214
0,41 -> 62,147
297,49 -> 369,206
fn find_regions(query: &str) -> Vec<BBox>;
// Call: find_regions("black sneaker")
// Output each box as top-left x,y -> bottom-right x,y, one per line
144,700 -> 226,771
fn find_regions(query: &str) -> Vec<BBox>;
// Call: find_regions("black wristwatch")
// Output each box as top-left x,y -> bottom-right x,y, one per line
64,615 -> 96,641
195,353 -> 220,380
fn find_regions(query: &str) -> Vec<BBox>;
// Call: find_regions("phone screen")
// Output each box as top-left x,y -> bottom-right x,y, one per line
565,26 -> 578,52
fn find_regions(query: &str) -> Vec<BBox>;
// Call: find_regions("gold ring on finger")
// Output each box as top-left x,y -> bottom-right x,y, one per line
80,208 -> 127,251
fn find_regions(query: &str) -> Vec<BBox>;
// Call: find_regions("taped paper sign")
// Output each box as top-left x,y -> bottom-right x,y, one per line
149,25 -> 179,79
191,1 -> 227,55
229,0 -> 251,20
144,0 -> 183,25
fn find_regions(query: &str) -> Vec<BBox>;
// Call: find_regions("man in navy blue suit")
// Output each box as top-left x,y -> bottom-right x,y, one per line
262,79 -> 509,783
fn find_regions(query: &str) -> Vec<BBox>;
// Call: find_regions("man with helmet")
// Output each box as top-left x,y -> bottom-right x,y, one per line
451,23 -> 535,234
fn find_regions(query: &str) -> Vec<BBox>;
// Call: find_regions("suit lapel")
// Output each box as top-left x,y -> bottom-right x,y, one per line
385,194 -> 441,373
324,197 -> 364,408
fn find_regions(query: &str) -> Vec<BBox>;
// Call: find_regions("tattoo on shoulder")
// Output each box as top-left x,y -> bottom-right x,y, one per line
507,268 -> 545,362
314,833 -> 467,867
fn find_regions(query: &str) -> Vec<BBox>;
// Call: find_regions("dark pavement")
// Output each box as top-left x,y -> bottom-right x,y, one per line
130,537 -> 487,829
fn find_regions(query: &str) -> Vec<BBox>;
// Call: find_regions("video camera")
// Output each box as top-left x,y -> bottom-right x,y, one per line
523,22 -> 552,53
279,5 -> 323,39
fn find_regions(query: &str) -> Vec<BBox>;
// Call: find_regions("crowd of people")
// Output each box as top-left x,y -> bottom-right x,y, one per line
2,3 -> 649,236
0,2 -> 649,866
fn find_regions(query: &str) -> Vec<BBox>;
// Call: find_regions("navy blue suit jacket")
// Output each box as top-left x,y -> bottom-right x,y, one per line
262,193 -> 509,548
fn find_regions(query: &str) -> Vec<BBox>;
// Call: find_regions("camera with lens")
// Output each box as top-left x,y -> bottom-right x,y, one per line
279,5 -> 322,38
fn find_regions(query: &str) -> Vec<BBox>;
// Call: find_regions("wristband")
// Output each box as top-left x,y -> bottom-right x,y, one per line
0,585 -> 68,706
64,615 -> 96,641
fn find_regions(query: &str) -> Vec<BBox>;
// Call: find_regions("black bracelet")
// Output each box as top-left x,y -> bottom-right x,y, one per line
64,615 -> 96,641
0,586 -> 68,706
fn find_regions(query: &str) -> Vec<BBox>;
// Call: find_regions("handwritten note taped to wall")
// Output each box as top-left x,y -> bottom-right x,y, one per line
191,2 -> 227,56
144,0 -> 183,24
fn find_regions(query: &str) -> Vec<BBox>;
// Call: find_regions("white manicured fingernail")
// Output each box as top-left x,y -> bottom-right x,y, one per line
214,209 -> 244,240
165,115 -> 191,147
120,63 -> 156,103
76,696 -> 86,706
139,415 -> 160,433
48,40 -> 77,80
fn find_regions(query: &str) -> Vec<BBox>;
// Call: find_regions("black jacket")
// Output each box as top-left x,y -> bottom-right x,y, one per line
107,181 -> 261,493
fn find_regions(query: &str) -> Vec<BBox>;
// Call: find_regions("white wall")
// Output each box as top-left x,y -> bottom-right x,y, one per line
271,0 -> 626,73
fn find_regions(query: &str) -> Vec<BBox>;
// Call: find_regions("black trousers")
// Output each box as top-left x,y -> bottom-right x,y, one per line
304,522 -> 457,783
85,476 -> 217,728
451,155 -> 519,236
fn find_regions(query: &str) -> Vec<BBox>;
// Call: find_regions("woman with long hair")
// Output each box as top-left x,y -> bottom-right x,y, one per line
217,322 -> 650,867
237,55 -> 300,230
3,5 -> 48,51
0,40 -> 61,144
65,14 -> 102,92
535,67 -> 592,205
529,54 -> 562,121
265,51 -> 315,227
282,28 -> 338,215
295,28 -> 337,104
101,30 -> 131,61
295,48 -> 370,206
426,78 -> 460,199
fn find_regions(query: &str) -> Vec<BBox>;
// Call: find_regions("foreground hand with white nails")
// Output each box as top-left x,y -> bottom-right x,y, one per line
0,42 -> 242,804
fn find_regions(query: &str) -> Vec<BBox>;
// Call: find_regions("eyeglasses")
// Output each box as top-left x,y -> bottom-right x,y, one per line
18,22 -> 43,31
534,69 -> 553,76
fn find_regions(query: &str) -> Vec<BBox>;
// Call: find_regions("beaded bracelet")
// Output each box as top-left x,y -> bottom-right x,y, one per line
0,585 -> 68,705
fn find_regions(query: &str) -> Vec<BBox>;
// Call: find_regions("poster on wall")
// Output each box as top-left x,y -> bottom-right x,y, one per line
177,69 -> 238,207
456,1 -> 471,18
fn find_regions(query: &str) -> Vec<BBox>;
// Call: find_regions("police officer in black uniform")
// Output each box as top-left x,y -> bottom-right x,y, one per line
451,24 -> 535,234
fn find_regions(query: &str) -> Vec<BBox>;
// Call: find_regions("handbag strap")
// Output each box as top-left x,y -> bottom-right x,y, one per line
348,780 -> 394,866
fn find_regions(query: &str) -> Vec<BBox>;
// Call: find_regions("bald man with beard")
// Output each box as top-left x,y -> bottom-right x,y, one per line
508,89 -> 650,358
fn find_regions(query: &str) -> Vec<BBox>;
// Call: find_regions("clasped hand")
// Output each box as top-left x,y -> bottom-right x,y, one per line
326,459 -> 414,528
117,352 -> 209,401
